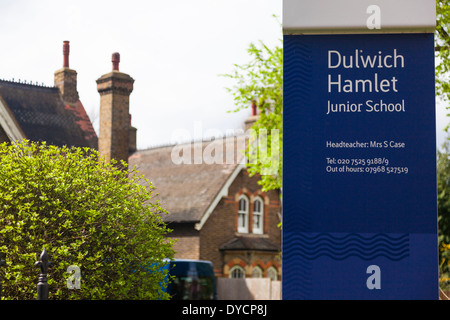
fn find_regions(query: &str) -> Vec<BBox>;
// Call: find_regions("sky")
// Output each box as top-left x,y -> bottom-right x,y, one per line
0,0 -> 283,149
0,0 -> 447,150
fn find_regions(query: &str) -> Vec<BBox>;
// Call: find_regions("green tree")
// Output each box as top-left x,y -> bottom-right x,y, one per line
436,0 -> 450,106
223,38 -> 283,192
436,0 -> 450,290
0,141 -> 174,300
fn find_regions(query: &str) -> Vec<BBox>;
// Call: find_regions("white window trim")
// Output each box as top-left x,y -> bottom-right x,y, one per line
238,195 -> 249,234
229,265 -> 246,279
267,266 -> 278,281
252,196 -> 264,234
252,266 -> 263,278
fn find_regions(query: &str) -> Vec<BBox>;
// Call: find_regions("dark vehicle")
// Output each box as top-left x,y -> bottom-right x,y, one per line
163,259 -> 217,300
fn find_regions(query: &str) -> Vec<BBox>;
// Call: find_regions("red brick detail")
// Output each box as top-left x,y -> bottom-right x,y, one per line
266,260 -> 281,270
227,258 -> 246,269
251,259 -> 266,269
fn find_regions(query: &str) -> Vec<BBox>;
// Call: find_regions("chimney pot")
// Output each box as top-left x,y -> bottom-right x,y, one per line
63,41 -> 70,68
112,52 -> 120,71
55,40 -> 79,103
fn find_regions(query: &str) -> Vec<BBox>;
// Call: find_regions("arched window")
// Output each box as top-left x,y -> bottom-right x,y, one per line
238,195 -> 249,233
229,265 -> 245,279
267,266 -> 278,281
252,197 -> 264,234
252,266 -> 263,278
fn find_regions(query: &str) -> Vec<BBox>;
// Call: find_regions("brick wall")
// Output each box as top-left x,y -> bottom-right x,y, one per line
164,168 -> 282,278
167,223 -> 201,260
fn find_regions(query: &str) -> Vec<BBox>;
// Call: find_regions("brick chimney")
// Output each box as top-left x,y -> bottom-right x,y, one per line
129,114 -> 137,154
97,52 -> 134,165
54,41 -> 79,104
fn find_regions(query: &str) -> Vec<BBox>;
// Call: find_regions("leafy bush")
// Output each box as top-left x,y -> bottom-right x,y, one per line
0,141 -> 174,299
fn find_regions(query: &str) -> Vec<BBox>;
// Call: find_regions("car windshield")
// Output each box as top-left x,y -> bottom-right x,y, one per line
168,261 -> 215,300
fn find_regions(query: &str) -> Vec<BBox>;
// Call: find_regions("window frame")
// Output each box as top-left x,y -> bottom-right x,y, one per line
252,266 -> 263,278
237,195 -> 249,233
229,265 -> 246,279
267,266 -> 278,281
252,196 -> 264,234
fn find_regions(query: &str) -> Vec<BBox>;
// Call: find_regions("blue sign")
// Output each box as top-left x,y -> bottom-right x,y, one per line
282,33 -> 438,299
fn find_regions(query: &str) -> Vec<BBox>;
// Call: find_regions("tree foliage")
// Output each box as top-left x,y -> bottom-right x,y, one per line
436,0 -> 450,106
222,38 -> 283,192
436,0 -> 450,289
0,141 -> 174,300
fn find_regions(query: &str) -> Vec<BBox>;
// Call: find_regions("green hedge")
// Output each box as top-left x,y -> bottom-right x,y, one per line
0,141 -> 174,299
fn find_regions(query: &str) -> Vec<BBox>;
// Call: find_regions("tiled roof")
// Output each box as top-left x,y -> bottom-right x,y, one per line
129,135 -> 247,223
0,80 -> 97,149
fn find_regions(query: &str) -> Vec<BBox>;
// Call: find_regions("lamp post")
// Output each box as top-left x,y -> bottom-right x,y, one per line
0,252 -> 5,297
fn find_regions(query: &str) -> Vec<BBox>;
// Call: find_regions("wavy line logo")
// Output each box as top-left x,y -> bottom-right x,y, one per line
284,233 -> 409,261
283,38 -> 314,233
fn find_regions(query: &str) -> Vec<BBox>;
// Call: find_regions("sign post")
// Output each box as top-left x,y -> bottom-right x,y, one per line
282,0 -> 438,299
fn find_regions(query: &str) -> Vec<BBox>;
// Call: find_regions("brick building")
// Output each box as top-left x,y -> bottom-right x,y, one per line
129,135 -> 282,280
0,41 -> 282,281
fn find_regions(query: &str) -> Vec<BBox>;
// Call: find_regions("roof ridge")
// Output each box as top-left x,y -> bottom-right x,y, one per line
0,78 -> 55,90
139,131 -> 248,152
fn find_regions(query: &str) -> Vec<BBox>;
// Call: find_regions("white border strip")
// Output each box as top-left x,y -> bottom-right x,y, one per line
283,0 -> 436,34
